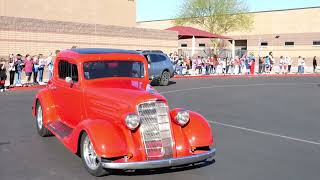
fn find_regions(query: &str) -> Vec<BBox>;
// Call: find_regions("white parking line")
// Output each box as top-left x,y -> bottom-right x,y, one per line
160,83 -> 319,94
209,120 -> 320,146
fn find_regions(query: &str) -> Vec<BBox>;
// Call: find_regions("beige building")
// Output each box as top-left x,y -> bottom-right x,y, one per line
0,0 -> 178,58
138,7 -> 320,66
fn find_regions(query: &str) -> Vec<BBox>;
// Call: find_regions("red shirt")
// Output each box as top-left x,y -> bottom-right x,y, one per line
24,60 -> 34,73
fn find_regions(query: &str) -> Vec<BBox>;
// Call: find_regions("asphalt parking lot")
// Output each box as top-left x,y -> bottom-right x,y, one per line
1,76 -> 320,180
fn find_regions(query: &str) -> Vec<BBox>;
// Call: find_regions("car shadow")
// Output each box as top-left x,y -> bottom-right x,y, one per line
151,81 -> 177,86
109,159 -> 215,176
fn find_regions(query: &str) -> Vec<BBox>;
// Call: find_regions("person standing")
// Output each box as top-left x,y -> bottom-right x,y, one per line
313,56 -> 317,73
249,53 -> 255,75
0,59 -> 7,92
14,54 -> 24,87
46,53 -> 54,80
287,56 -> 292,73
258,57 -> 263,74
279,56 -> 284,74
301,58 -> 305,74
8,54 -> 16,87
297,56 -> 303,74
269,52 -> 274,73
38,54 -> 46,85
283,56 -> 289,74
24,54 -> 34,86
32,55 -> 39,84
222,58 -> 226,74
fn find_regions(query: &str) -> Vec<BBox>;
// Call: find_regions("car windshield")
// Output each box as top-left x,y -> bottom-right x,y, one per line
83,61 -> 145,80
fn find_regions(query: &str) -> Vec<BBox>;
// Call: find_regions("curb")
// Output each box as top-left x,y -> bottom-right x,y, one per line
172,73 -> 320,80
5,85 -> 46,92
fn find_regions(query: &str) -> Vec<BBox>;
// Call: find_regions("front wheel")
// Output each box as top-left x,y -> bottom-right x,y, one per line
80,133 -> 110,177
160,71 -> 170,86
36,101 -> 52,137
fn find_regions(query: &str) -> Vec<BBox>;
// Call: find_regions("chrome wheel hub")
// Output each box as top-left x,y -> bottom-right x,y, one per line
37,105 -> 43,129
83,135 -> 100,170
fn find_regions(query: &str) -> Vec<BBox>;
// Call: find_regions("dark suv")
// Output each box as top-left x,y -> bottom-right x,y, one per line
138,50 -> 175,86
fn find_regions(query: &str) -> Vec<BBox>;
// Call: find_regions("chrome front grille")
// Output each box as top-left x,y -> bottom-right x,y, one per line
137,101 -> 173,160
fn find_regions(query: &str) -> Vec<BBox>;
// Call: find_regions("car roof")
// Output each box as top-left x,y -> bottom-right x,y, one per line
69,48 -> 140,55
136,50 -> 164,54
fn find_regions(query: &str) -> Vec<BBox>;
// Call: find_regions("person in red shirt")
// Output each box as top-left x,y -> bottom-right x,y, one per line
24,54 -> 34,86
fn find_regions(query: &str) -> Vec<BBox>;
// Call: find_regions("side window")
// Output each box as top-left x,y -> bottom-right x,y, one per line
149,54 -> 166,63
58,60 -> 79,82
58,60 -> 69,80
149,54 -> 159,63
71,64 -> 79,82
158,54 -> 167,62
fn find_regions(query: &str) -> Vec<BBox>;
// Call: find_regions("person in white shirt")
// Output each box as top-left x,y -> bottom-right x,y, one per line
8,54 -> 16,87
279,56 -> 284,74
286,56 -> 292,73
283,56 -> 289,74
222,58 -> 226,74
38,54 -> 46,85
46,53 -> 54,80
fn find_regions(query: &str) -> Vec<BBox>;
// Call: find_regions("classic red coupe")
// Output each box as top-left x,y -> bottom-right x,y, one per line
32,48 -> 215,176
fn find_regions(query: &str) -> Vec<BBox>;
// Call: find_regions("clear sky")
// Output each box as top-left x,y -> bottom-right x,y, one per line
137,0 -> 320,22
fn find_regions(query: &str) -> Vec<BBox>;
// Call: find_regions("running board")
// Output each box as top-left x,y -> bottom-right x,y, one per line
48,121 -> 73,139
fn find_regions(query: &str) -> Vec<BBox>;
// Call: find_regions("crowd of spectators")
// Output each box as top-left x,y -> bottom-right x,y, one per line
170,51 -> 318,76
0,53 -> 55,92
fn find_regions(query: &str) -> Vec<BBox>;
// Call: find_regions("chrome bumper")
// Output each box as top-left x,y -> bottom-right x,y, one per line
101,148 -> 216,170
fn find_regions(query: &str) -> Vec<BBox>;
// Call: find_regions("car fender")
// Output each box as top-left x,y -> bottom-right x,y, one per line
171,109 -> 214,148
32,89 -> 59,125
72,119 -> 128,158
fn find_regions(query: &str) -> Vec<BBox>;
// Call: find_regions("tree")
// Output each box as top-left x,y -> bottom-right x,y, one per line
175,0 -> 253,35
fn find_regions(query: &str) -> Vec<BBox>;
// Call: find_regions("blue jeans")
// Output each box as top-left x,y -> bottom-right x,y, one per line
38,68 -> 44,82
15,71 -> 22,85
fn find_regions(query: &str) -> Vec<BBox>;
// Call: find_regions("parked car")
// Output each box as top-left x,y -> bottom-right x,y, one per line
138,50 -> 175,86
32,48 -> 215,177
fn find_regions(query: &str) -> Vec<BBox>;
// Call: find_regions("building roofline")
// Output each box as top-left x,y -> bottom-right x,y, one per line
137,6 -> 320,23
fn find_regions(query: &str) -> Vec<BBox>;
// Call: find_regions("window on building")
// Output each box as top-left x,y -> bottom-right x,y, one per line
58,60 -> 78,82
260,42 -> 268,46
313,41 -> 320,46
181,44 -> 187,47
199,43 -> 206,47
285,41 -> 295,46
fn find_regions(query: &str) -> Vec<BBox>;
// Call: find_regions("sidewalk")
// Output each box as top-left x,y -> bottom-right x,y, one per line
173,72 -> 320,80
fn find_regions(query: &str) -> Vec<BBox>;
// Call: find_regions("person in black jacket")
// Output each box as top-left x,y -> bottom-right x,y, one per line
313,56 -> 317,73
0,58 -> 7,92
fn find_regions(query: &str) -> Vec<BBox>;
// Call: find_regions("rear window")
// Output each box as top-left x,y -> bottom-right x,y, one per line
83,61 -> 145,80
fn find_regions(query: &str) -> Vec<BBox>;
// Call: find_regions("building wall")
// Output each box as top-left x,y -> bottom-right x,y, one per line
0,0 -> 137,27
137,7 -> 320,65
0,16 -> 178,57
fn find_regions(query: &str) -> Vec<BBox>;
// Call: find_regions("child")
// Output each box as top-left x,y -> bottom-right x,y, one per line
0,58 -> 7,92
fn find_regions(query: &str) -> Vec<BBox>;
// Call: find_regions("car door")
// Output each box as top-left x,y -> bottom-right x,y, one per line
149,54 -> 164,78
52,59 -> 83,128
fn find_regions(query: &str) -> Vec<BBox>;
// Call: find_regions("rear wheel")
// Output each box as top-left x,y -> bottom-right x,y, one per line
160,71 -> 170,86
80,133 -> 110,177
36,101 -> 52,137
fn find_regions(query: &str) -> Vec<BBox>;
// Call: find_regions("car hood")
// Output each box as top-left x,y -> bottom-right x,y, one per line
84,79 -> 167,114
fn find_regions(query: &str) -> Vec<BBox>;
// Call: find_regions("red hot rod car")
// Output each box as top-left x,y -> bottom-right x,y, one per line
32,48 -> 215,176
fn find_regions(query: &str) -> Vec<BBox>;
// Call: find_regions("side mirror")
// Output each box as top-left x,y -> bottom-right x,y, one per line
65,77 -> 73,84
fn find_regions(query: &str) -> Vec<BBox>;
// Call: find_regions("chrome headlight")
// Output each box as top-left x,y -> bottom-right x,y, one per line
175,110 -> 190,126
125,114 -> 140,130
